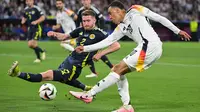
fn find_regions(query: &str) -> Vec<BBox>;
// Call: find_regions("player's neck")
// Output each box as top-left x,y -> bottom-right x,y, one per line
28,5 -> 34,8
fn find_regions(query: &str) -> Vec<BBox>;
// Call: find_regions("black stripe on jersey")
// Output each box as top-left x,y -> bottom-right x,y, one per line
138,28 -> 148,52
145,17 -> 151,26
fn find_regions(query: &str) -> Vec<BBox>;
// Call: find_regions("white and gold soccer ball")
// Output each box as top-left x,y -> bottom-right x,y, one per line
39,83 -> 57,101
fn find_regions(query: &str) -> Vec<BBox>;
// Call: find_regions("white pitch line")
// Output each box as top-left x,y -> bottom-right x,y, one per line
1,53 -> 200,68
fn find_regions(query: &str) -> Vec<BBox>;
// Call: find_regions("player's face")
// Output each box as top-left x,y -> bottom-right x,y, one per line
108,7 -> 124,24
82,15 -> 96,30
26,0 -> 34,7
81,0 -> 91,8
56,1 -> 64,10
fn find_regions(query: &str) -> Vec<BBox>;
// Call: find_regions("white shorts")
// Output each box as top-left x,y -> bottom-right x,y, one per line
123,42 -> 162,72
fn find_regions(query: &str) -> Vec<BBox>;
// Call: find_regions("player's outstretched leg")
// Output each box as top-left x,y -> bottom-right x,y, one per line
8,61 -> 43,82
111,105 -> 134,112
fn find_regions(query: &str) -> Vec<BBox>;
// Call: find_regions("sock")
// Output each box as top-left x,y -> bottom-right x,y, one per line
101,55 -> 113,68
65,79 -> 85,90
35,46 -> 44,53
60,43 -> 74,52
33,47 -> 41,59
88,61 -> 97,74
18,72 -> 42,82
117,75 -> 131,105
87,72 -> 120,97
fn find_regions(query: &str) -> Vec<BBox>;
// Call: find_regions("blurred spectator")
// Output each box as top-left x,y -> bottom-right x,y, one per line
0,0 -> 199,21
190,15 -> 199,41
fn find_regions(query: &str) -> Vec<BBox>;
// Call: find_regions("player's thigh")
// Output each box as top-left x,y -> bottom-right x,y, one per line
123,44 -> 162,72
53,66 -> 82,83
40,70 -> 54,81
28,39 -> 38,47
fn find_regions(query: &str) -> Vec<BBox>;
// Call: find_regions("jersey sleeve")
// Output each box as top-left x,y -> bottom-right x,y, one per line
69,28 -> 82,38
131,5 -> 180,34
66,9 -> 76,18
23,11 -> 28,18
84,24 -> 125,52
91,6 -> 103,19
35,6 -> 44,17
56,15 -> 61,24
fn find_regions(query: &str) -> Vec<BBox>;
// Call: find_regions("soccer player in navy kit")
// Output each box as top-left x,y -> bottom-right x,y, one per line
21,0 -> 46,63
8,10 -> 120,91
77,0 -> 114,78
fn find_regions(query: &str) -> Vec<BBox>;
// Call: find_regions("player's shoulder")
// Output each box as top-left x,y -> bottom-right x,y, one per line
33,5 -> 42,11
90,5 -> 100,14
77,6 -> 84,14
127,5 -> 145,13
24,6 -> 29,10
93,27 -> 108,36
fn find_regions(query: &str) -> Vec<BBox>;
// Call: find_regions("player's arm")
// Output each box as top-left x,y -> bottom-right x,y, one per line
47,28 -> 80,40
81,24 -> 124,52
52,24 -> 61,30
135,5 -> 191,40
21,17 -> 27,24
31,7 -> 45,25
93,42 -> 120,61
31,15 -> 45,25
47,31 -> 70,40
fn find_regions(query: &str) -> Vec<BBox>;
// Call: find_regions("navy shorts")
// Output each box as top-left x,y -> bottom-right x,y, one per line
27,25 -> 42,41
53,56 -> 83,83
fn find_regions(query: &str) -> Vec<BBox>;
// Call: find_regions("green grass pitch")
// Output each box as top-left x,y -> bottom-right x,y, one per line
0,41 -> 200,112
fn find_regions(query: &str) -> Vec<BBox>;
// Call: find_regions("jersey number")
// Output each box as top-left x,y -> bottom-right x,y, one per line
80,38 -> 86,46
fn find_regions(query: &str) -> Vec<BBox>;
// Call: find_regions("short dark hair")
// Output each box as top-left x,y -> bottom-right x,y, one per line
81,10 -> 96,17
56,0 -> 64,3
109,0 -> 125,10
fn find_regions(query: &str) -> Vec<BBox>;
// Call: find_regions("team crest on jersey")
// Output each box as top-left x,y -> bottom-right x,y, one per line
32,11 -> 35,14
79,32 -> 83,36
89,34 -> 95,39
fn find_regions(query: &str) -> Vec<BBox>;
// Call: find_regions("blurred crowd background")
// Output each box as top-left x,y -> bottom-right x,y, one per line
0,0 -> 200,41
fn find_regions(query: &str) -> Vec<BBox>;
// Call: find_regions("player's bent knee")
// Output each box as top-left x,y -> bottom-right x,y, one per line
112,63 -> 130,75
41,70 -> 54,81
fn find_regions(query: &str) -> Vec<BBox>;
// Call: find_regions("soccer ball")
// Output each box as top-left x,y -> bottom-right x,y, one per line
38,83 -> 57,101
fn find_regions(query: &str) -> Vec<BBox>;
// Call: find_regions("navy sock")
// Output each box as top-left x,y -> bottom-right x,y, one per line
18,72 -> 42,82
33,47 -> 41,59
88,61 -> 97,74
35,46 -> 44,53
65,80 -> 85,90
101,55 -> 113,68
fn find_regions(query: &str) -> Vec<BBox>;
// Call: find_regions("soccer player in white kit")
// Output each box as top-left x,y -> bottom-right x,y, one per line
52,0 -> 77,51
69,1 -> 191,112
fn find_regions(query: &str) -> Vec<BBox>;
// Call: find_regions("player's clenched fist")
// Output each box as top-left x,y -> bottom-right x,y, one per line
75,46 -> 84,53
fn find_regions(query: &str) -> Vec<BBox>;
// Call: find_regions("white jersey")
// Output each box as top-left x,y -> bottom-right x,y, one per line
56,8 -> 76,34
84,5 -> 180,52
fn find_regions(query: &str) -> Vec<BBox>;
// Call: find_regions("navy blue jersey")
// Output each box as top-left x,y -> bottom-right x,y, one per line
69,27 -> 108,67
23,5 -> 44,28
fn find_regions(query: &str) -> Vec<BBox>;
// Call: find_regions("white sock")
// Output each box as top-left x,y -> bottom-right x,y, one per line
117,75 -> 130,105
60,43 -> 74,51
88,72 -> 120,97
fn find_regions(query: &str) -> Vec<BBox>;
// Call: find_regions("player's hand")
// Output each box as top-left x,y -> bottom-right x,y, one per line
75,46 -> 84,53
93,53 -> 103,61
178,30 -> 191,41
52,25 -> 57,30
47,31 -> 57,37
31,21 -> 38,25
